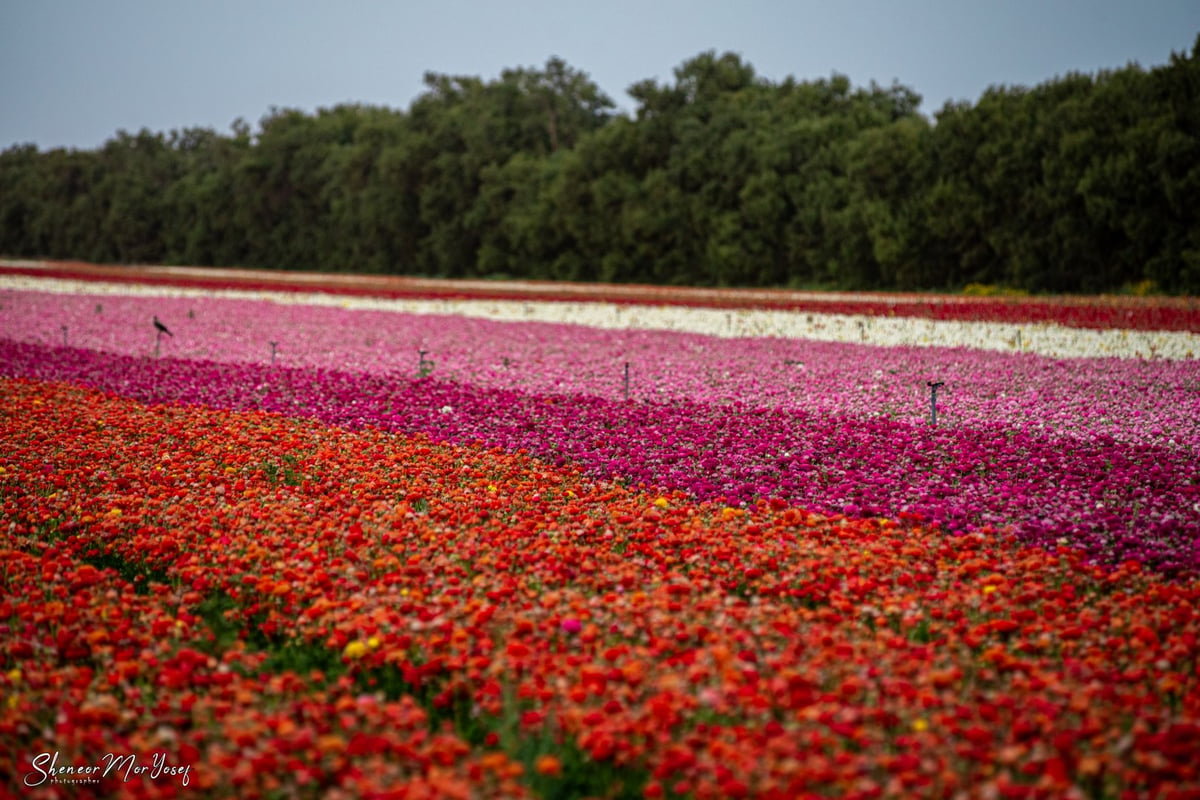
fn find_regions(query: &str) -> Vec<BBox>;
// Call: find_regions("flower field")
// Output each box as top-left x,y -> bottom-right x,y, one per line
2,267 -> 1199,798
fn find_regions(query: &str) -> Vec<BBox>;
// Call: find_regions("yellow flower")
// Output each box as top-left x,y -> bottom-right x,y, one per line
912,718 -> 929,732
654,497 -> 669,508
367,636 -> 381,650
487,484 -> 498,493
7,668 -> 20,683
342,641 -> 368,660
983,585 -> 998,594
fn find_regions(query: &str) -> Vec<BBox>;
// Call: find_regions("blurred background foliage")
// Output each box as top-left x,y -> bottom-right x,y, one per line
3,42 -> 1198,294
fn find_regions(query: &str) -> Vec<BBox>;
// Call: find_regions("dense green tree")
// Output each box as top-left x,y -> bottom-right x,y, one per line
845,115 -> 935,289
161,124 -> 251,267
2,41 -> 1197,293
0,144 -> 41,255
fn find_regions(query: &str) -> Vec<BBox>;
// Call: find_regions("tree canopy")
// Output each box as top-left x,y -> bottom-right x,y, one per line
3,44 -> 1198,294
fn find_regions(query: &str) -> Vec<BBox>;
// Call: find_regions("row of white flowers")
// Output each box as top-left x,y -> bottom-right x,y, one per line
3,274 -> 1197,361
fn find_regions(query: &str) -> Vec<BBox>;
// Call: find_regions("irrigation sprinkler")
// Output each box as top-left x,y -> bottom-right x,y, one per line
153,316 -> 173,358
1015,330 -> 1022,350
624,361 -> 630,401
418,349 -> 433,379
61,325 -> 68,346
269,341 -> 278,365
95,303 -> 102,314
927,381 -> 945,426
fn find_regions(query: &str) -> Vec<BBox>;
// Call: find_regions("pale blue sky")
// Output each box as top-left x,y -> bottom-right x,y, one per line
2,0 -> 1197,151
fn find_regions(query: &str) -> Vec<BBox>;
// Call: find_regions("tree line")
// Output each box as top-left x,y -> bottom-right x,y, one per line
2,42 -> 1198,294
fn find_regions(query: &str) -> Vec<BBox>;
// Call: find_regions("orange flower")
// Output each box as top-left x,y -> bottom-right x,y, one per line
4,375 -> 1200,799
533,754 -> 562,777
